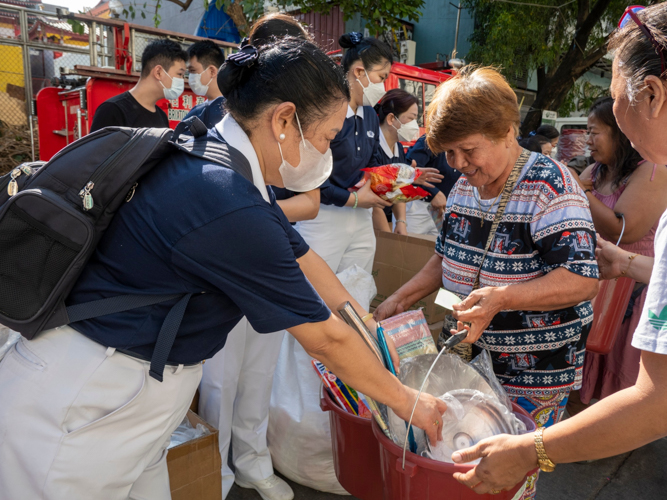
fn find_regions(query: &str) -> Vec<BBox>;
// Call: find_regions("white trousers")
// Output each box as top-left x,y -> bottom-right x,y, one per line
296,204 -> 376,274
405,200 -> 439,236
0,326 -> 202,500
198,318 -> 285,498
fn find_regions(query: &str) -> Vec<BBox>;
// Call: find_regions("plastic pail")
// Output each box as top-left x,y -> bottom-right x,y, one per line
320,389 -> 383,500
372,402 -> 538,500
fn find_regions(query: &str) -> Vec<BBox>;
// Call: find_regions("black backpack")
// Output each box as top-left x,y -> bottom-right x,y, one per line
0,117 -> 253,380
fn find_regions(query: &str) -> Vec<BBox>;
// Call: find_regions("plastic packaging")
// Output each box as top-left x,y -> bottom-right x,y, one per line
168,415 -> 210,449
361,164 -> 430,203
312,360 -> 371,418
380,309 -> 437,360
268,265 -> 377,494
385,352 -> 525,460
427,389 -> 525,464
0,326 -> 20,362
556,129 -> 588,164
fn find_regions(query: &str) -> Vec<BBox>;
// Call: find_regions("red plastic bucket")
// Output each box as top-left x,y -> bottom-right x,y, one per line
320,389 -> 383,500
372,402 -> 538,500
587,277 -> 636,354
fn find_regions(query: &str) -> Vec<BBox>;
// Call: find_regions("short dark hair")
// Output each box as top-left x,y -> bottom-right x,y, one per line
519,134 -> 549,153
339,32 -> 392,74
374,89 -> 418,124
535,125 -> 559,140
249,13 -> 309,46
588,96 -> 643,189
141,39 -> 187,78
187,40 -> 225,71
217,37 -> 349,133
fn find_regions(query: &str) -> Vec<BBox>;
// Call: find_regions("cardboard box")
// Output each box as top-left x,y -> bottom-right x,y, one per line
167,410 -> 221,500
371,230 -> 446,325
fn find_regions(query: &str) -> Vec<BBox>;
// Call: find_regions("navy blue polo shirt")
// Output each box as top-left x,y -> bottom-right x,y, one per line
184,96 -> 227,129
406,134 -> 461,199
320,105 -> 380,206
67,115 -> 330,364
373,128 -> 407,165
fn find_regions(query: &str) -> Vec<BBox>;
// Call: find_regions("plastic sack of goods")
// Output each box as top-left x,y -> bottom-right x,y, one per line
268,265 -> 377,494
361,164 -> 430,203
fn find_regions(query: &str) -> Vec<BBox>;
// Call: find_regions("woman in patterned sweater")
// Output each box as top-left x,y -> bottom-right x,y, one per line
375,66 -> 599,499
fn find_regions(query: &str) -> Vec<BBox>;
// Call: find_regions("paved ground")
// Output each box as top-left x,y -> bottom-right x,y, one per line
228,436 -> 667,499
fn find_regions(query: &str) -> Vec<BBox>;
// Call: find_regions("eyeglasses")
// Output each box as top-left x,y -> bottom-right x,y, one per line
618,5 -> 666,77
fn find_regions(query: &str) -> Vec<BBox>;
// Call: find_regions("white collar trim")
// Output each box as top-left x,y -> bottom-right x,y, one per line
346,105 -> 365,119
216,114 -> 270,203
379,128 -> 399,159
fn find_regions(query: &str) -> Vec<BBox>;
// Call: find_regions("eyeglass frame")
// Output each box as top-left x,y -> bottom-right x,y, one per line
618,5 -> 666,78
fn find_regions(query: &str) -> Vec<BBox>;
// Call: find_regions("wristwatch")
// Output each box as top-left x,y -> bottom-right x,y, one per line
534,427 -> 556,472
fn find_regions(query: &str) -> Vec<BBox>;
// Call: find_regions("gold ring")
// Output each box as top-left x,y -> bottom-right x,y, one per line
433,420 -> 439,426
491,490 -> 501,495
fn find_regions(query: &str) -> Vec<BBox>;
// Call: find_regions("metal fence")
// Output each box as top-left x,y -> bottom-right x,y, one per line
0,5 -> 236,172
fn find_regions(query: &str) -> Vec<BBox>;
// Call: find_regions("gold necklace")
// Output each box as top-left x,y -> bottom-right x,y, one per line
474,188 -> 502,227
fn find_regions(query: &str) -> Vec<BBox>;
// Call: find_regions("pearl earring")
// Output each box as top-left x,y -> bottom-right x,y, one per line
279,133 -> 286,141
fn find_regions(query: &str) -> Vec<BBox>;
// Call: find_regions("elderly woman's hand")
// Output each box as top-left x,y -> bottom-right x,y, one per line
450,433 -> 538,494
451,287 -> 507,343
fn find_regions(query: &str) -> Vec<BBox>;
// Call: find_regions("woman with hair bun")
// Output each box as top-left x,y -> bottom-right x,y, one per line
196,14 -> 320,500
295,32 -> 394,275
0,36 -> 447,500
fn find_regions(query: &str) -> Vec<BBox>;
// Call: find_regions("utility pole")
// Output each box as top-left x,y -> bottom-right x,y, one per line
449,2 -> 463,59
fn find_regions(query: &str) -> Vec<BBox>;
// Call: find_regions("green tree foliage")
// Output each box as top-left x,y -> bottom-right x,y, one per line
461,0 -> 657,135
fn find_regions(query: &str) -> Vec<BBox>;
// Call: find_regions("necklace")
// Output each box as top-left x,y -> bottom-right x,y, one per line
473,188 -> 502,227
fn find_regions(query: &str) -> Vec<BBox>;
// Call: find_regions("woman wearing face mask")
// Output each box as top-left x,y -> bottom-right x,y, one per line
371,89 -> 426,236
195,15 -> 323,500
295,33 -> 441,273
566,97 -> 667,417
444,5 -> 667,494
0,38 -> 447,500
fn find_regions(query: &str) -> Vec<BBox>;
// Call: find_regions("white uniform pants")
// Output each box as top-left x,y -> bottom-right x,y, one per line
296,204 -> 376,274
198,319 -> 285,498
0,326 -> 202,500
405,200 -> 439,236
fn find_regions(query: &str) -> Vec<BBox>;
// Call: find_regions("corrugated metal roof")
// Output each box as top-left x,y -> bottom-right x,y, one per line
197,3 -> 239,44
292,6 -> 344,52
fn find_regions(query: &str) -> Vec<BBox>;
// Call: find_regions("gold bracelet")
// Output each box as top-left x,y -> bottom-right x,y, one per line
362,313 -> 374,323
534,427 -> 556,472
620,253 -> 638,277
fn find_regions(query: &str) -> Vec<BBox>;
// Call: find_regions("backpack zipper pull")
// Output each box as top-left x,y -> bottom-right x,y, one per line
79,181 -> 95,211
7,168 -> 21,196
20,165 -> 33,176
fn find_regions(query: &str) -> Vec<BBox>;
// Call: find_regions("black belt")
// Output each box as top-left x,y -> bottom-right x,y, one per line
116,347 -> 200,368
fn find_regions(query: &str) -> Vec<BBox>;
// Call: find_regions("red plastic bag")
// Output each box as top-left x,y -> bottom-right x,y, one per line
360,164 -> 430,203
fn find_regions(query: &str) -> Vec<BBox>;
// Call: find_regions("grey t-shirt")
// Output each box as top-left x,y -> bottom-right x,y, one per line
632,210 -> 667,354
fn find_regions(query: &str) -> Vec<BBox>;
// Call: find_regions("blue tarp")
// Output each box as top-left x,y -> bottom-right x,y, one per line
197,3 -> 241,44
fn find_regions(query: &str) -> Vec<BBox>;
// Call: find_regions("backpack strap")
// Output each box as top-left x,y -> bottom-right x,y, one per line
173,116 -> 209,139
172,129 -> 254,183
66,293 -> 192,381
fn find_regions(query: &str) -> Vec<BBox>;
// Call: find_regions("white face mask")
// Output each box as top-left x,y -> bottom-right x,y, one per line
160,71 -> 185,100
393,118 -> 420,142
278,112 -> 333,192
188,70 -> 210,97
357,69 -> 386,107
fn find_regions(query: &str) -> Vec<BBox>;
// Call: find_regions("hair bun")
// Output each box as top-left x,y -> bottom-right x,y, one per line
217,40 -> 259,95
339,32 -> 363,49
